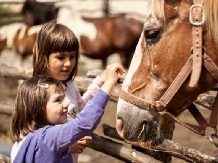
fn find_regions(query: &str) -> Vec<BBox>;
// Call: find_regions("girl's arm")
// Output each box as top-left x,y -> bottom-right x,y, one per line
41,89 -> 110,153
80,64 -> 120,107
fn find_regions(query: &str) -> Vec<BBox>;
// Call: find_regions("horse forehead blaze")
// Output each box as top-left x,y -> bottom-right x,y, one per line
116,0 -> 218,148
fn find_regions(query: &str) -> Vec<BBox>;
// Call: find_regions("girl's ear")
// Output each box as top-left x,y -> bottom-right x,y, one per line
46,58 -> 51,70
47,63 -> 50,70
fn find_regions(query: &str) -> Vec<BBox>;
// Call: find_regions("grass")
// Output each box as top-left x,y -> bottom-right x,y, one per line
0,4 -> 23,25
0,4 -> 10,13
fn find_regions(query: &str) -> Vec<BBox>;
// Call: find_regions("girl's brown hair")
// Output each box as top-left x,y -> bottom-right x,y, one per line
11,75 -> 66,141
33,20 -> 79,81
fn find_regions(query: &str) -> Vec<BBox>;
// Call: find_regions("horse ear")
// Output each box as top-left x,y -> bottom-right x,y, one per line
164,0 -> 180,20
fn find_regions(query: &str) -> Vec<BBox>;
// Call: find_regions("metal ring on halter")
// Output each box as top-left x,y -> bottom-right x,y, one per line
190,46 -> 206,54
209,133 -> 218,148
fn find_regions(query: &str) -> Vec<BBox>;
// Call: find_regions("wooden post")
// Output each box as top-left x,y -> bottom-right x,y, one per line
103,0 -> 110,16
88,133 -> 162,163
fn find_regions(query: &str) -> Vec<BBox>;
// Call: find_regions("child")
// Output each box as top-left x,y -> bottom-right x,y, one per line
11,63 -> 124,162
31,20 -> 124,162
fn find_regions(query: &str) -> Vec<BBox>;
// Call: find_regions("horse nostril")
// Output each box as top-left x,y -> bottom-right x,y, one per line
142,121 -> 148,126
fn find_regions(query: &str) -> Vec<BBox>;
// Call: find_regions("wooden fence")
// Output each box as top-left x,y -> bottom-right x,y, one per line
0,64 -> 218,163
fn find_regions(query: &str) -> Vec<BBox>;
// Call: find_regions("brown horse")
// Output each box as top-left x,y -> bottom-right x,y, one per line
19,2 -> 144,69
116,0 -> 218,151
1,5 -> 143,69
0,23 -> 41,60
79,15 -> 143,68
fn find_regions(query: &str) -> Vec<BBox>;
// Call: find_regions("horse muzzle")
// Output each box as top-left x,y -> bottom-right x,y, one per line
116,99 -> 165,146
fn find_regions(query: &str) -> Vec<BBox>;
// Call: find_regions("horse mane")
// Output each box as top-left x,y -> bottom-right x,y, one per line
148,0 -> 218,44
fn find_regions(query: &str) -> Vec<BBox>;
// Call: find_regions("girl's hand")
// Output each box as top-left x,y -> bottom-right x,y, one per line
101,63 -> 125,94
70,136 -> 92,154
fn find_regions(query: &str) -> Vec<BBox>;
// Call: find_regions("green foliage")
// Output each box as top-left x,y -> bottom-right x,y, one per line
0,4 -> 10,13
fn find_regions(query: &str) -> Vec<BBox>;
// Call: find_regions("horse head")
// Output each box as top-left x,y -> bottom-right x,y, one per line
116,0 -> 218,148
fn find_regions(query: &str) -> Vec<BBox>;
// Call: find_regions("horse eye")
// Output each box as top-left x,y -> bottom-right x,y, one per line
144,30 -> 161,44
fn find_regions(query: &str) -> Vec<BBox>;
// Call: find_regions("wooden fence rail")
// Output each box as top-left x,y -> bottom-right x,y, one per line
0,64 -> 218,163
0,64 -> 162,163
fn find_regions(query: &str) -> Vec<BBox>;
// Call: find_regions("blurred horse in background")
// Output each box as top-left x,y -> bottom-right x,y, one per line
21,0 -> 59,26
18,1 -> 144,69
0,23 -> 41,60
78,15 -> 143,68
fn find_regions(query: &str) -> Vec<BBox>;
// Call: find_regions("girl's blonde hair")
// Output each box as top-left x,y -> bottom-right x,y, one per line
11,75 -> 66,141
33,20 -> 80,81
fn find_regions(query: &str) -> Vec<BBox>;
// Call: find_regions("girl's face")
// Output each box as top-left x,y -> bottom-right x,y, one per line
46,85 -> 68,125
46,51 -> 77,81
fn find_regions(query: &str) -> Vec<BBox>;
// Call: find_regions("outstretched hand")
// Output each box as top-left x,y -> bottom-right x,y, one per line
100,63 -> 124,83
101,63 -> 125,94
70,136 -> 92,154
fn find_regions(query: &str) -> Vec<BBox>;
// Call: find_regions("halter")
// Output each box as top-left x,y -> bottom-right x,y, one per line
119,0 -> 218,147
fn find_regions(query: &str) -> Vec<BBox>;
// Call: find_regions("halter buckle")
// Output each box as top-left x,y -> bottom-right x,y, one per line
154,101 -> 165,112
189,4 -> 204,26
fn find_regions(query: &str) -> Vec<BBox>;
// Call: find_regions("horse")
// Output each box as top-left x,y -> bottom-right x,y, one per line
116,0 -> 218,157
0,23 -> 42,60
21,0 -> 59,26
78,15 -> 143,69
19,2 -> 144,69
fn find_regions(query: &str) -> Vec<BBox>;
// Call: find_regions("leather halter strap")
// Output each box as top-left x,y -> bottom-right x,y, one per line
189,0 -> 204,87
119,0 -> 218,137
119,56 -> 193,112
119,54 -> 218,137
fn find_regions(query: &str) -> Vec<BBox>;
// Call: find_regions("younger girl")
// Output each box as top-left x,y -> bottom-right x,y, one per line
31,20 -> 122,162
11,63 -> 124,162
